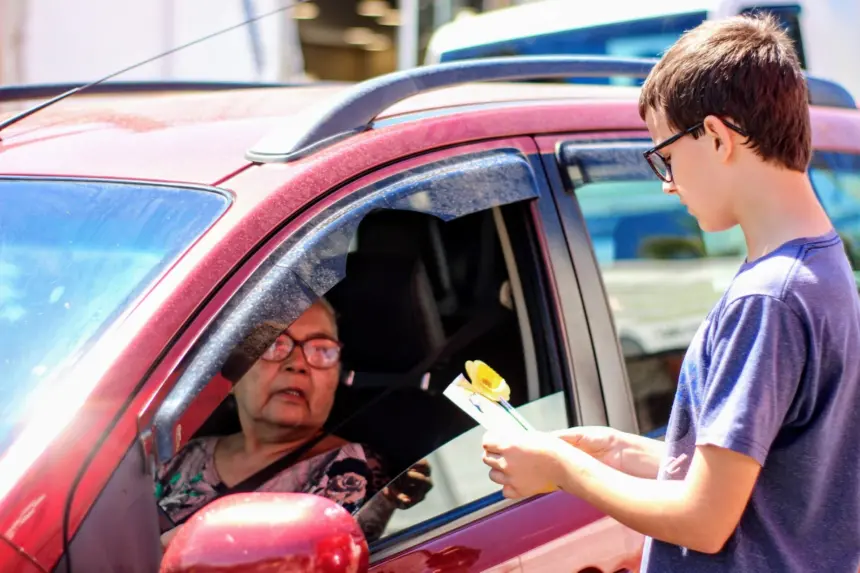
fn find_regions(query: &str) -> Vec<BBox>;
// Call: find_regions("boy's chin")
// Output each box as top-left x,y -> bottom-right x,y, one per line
695,216 -> 737,234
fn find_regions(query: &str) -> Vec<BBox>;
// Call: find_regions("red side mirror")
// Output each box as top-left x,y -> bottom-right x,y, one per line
160,492 -> 369,573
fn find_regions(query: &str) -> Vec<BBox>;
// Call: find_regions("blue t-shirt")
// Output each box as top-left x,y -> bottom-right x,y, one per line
642,230 -> 860,572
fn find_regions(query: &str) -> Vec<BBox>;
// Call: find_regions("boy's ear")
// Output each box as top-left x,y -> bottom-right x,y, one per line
703,115 -> 736,161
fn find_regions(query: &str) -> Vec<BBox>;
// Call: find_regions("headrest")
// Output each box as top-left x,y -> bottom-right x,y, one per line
357,210 -> 428,258
327,251 -> 445,376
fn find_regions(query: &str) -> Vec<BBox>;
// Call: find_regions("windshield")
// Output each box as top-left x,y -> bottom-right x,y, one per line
0,179 -> 229,453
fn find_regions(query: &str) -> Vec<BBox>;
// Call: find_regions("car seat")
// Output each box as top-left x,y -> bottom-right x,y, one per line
326,247 -> 476,476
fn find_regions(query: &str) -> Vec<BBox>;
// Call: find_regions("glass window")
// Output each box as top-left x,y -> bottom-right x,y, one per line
0,179 -> 228,454
573,172 -> 746,436
569,149 -> 860,437
343,204 -> 570,545
355,391 -> 568,542
810,152 -> 860,283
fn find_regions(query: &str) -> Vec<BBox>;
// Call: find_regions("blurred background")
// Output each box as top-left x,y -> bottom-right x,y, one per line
1,1 -> 857,100
0,0 -> 537,85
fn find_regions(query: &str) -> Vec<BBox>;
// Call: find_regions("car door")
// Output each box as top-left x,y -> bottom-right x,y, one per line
91,134 -> 624,573
541,132 -> 860,441
359,139 -> 644,573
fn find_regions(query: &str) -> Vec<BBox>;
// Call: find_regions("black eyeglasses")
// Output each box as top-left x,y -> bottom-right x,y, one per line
643,120 -> 748,183
261,333 -> 342,369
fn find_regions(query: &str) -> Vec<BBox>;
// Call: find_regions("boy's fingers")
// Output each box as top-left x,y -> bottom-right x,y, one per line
552,428 -> 587,446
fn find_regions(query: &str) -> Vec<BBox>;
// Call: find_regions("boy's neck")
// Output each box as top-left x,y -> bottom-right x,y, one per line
732,164 -> 833,262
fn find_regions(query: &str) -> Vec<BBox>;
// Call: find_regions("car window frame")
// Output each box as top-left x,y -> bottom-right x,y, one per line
363,198 -> 579,558
146,138 -> 547,462
538,134 -> 659,436
366,150 -> 603,565
542,134 -> 860,439
125,136 -> 596,556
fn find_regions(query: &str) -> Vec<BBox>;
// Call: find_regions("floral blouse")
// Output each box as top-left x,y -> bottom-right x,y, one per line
155,436 -> 388,526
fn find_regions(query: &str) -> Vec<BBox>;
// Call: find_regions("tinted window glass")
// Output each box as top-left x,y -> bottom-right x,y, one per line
575,176 -> 744,435
569,149 -> 860,437
440,4 -> 807,79
810,152 -> 860,281
0,179 -> 228,453
355,391 -> 568,542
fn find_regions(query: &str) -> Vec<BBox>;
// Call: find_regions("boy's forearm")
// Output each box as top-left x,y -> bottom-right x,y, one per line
554,449 -> 720,554
619,432 -> 667,479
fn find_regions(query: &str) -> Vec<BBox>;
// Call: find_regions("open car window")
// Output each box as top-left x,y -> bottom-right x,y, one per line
152,146 -> 542,464
354,390 -> 568,545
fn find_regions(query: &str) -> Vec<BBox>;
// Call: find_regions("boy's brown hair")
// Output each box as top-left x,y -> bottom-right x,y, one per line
639,13 -> 811,172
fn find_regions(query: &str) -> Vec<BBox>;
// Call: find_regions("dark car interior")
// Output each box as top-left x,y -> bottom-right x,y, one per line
192,207 -> 529,480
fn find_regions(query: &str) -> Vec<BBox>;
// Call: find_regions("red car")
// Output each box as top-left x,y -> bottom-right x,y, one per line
2,57 -> 859,573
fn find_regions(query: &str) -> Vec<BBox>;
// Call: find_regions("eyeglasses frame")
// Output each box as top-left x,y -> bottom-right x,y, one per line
643,119 -> 749,183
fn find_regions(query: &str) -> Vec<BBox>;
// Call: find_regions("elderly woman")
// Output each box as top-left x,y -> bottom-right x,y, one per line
156,299 -> 423,546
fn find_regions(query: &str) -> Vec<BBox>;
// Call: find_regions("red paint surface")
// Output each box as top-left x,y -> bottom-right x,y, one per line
0,536 -> 44,573
371,493 -> 605,572
160,493 -> 368,573
0,80 -> 857,572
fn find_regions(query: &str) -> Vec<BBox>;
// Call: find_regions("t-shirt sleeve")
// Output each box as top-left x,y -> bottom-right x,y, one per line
697,295 -> 807,465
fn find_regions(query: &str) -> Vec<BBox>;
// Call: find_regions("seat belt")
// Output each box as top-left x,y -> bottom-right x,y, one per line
350,302 -> 511,390
326,302 -> 511,434
169,431 -> 328,528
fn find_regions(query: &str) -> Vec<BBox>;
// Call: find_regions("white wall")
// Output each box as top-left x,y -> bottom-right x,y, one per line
0,0 -> 305,85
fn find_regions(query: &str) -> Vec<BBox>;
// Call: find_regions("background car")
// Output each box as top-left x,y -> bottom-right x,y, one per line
1,56 -> 859,573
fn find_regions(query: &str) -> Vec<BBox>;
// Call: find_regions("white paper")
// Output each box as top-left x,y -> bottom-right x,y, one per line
442,374 -> 534,434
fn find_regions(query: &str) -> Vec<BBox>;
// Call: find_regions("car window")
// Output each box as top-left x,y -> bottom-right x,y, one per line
563,147 -> 860,437
173,202 -> 571,548
0,179 -> 228,454
575,176 -> 744,436
149,144 -> 576,553
740,5 -> 806,67
440,11 -> 706,87
341,195 -> 575,546
810,151 -> 860,282
356,390 -> 568,542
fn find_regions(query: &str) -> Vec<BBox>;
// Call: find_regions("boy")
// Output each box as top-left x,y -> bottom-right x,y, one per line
481,14 -> 860,572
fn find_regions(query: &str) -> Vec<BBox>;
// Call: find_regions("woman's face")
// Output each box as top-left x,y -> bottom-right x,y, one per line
233,302 -> 341,433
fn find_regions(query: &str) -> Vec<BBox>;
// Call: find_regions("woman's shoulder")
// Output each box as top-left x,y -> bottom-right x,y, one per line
155,436 -> 219,481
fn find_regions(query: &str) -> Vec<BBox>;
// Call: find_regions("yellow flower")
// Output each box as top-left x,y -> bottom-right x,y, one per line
464,360 -> 511,403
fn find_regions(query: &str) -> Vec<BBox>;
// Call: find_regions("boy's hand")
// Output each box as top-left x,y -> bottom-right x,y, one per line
553,426 -> 626,472
482,431 -> 576,499
555,426 -> 666,479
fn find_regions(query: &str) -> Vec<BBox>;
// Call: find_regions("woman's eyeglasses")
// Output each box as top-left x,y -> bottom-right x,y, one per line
261,333 -> 342,369
643,120 -> 748,183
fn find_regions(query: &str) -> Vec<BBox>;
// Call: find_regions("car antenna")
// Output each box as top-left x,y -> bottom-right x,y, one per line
0,0 -> 308,140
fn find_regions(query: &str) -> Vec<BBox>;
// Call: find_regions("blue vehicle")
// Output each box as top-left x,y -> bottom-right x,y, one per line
425,0 -> 860,99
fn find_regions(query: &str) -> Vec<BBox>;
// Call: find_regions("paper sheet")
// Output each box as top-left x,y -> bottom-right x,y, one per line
442,374 -> 534,434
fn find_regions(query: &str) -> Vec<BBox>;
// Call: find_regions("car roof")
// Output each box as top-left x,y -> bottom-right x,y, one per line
0,81 -> 641,184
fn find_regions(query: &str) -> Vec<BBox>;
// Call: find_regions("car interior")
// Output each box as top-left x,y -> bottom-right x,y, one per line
191,207 -> 530,482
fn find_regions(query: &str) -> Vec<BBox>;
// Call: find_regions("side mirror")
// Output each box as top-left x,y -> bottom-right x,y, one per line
160,492 -> 369,573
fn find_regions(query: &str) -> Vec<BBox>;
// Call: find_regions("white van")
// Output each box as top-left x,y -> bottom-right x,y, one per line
425,0 -> 860,102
